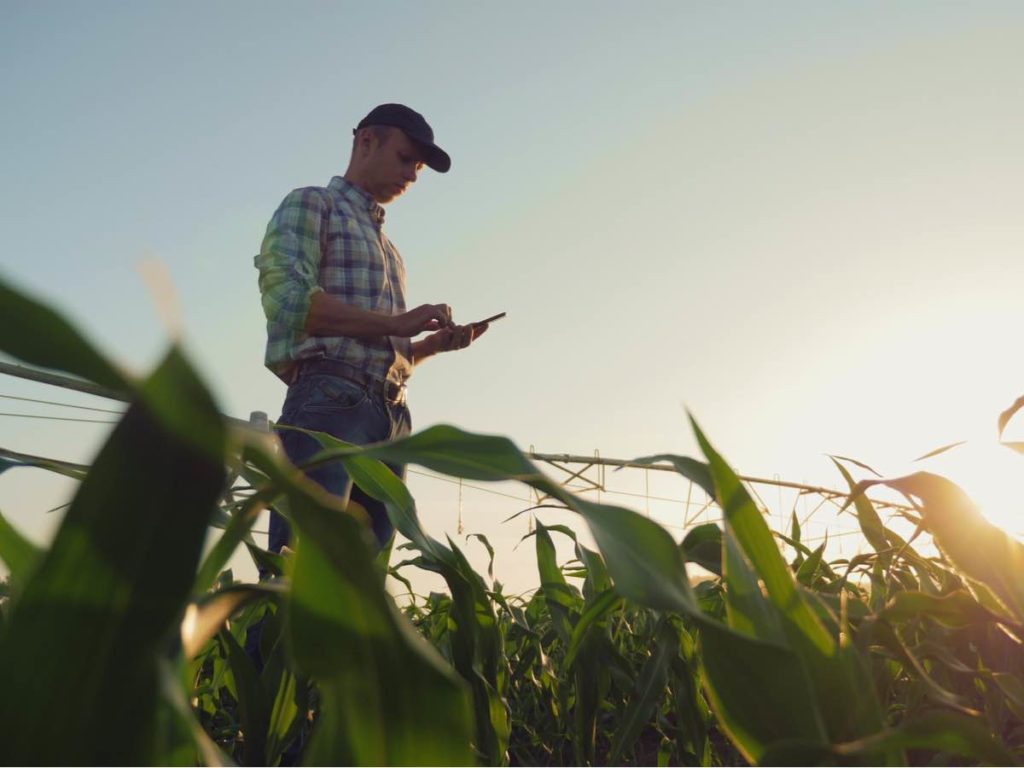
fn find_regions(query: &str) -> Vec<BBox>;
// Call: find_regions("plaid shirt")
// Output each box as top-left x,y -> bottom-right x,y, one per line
255,176 -> 412,385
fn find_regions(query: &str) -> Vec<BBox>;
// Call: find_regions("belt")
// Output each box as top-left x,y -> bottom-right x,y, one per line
297,358 -> 408,405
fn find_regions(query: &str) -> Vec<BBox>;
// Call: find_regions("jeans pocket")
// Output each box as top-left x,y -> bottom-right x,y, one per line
301,375 -> 369,413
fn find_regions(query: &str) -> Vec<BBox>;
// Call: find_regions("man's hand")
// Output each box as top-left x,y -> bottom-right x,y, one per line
411,321 -> 489,366
430,322 -> 489,353
389,303 -> 454,337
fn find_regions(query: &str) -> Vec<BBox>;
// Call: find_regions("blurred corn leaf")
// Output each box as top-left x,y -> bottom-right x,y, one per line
761,710 -> 1017,766
0,448 -> 90,481
0,511 -> 42,588
0,273 -> 131,393
181,583 -> 284,659
194,492 -> 270,594
882,590 -> 1011,629
0,350 -> 226,764
220,625 -> 272,765
160,656 -> 236,767
680,522 -> 722,577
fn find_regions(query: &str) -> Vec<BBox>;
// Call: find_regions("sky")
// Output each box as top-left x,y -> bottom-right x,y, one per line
3,1 -> 1024,593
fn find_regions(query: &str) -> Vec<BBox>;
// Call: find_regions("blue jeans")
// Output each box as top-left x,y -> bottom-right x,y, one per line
268,371 -> 412,554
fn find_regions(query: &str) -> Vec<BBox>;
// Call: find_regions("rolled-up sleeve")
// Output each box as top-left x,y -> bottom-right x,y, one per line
255,188 -> 326,331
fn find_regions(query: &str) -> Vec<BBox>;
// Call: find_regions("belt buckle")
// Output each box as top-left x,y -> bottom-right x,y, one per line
389,380 -> 406,405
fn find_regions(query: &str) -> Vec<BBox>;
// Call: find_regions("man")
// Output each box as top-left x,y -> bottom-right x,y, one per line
255,103 -> 487,554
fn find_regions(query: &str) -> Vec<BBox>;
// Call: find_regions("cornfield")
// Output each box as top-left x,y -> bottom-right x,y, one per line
2,273 -> 1024,766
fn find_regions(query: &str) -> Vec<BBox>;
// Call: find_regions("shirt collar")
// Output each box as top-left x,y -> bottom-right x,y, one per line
328,176 -> 386,227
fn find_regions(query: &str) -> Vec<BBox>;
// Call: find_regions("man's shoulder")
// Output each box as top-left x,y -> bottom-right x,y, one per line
278,184 -> 333,209
278,180 -> 360,217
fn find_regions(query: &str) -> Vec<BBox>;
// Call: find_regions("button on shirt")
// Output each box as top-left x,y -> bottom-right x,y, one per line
255,176 -> 412,385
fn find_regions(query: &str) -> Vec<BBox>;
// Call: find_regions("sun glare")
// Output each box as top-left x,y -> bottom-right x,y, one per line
926,440 -> 1024,537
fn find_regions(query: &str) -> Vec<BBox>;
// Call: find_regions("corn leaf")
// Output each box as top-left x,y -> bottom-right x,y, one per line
859,472 -> 1024,623
694,418 -> 833,654
697,620 -> 827,763
761,711 -> 1016,766
998,394 -> 1024,440
694,417 -> 891,756
0,448 -> 90,480
882,590 -> 1011,628
181,583 -> 284,659
194,492 -> 270,594
722,527 -> 786,643
628,453 -> 716,498
563,588 -> 622,670
535,522 -> 576,647
0,511 -> 41,587
327,449 -> 510,764
220,626 -> 272,765
244,445 -> 476,766
680,522 -> 722,576
0,349 -> 226,764
608,618 -> 678,763
0,273 -> 131,393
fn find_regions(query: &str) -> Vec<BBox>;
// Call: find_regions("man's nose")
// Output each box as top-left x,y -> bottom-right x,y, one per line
404,166 -> 418,183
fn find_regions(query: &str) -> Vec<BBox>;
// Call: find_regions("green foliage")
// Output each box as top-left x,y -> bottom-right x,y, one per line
2,271 -> 1024,766
0,349 -> 226,765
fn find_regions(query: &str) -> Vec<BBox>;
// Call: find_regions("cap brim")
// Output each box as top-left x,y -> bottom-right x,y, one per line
387,124 -> 451,173
422,143 -> 451,173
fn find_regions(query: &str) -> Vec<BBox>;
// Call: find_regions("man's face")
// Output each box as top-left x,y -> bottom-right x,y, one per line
361,127 -> 427,204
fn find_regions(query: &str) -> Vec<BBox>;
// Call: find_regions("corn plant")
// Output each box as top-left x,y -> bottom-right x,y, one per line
0,276 -> 474,765
2,271 -> 1023,766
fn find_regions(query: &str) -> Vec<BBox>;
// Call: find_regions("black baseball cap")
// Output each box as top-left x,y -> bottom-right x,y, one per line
354,103 -> 451,173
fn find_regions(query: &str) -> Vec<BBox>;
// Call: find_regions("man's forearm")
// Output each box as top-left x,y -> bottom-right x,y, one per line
305,291 -> 395,338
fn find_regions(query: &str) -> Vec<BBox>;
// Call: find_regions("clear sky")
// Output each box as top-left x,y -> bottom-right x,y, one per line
3,1 -> 1024,592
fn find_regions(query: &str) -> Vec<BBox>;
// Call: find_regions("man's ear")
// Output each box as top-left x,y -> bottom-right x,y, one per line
352,126 -> 392,163
354,127 -> 377,156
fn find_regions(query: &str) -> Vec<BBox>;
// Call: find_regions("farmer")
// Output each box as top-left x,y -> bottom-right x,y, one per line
255,103 -> 488,553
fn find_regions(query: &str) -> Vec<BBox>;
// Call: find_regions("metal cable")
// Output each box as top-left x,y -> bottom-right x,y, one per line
0,394 -> 125,415
0,412 -> 118,424
406,468 -> 534,504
